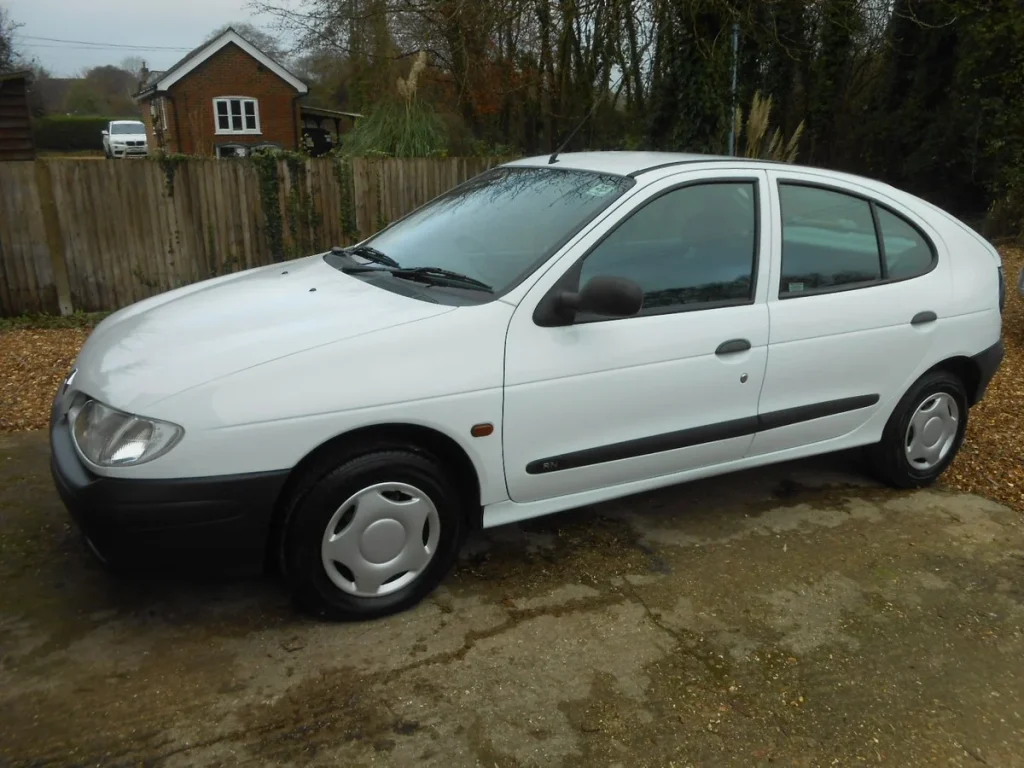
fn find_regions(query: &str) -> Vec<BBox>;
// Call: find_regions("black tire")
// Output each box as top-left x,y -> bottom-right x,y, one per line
281,449 -> 465,621
867,369 -> 968,489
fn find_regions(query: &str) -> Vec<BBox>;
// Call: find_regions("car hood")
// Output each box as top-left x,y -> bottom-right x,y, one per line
71,255 -> 454,412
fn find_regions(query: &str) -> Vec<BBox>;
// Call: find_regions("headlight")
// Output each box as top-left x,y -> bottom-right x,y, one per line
71,399 -> 183,467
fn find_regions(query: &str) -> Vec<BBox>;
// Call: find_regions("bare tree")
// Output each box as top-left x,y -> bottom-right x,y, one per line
120,56 -> 147,82
207,21 -> 288,61
0,6 -> 23,72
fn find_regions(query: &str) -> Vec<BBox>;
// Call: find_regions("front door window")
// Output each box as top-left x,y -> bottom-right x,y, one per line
576,181 -> 759,319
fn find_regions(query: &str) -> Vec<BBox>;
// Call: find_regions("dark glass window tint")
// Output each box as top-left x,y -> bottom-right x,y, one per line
578,182 -> 758,313
877,207 -> 934,280
216,100 -> 229,131
779,184 -> 881,295
243,100 -> 257,130
230,100 -> 243,131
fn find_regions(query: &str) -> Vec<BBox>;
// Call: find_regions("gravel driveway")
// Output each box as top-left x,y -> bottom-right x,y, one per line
2,430 -> 1024,767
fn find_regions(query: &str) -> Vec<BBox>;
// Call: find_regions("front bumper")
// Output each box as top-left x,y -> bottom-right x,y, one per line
110,145 -> 148,157
49,418 -> 288,573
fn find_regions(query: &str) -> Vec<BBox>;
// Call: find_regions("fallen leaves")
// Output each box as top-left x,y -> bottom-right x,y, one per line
944,245 -> 1024,513
0,328 -> 88,433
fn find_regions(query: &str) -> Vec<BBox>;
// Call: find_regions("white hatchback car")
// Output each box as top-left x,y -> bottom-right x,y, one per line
51,152 -> 1005,620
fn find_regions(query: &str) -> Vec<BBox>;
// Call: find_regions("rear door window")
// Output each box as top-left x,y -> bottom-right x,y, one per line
779,184 -> 881,296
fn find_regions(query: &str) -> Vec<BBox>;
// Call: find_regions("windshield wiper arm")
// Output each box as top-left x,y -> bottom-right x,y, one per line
341,264 -> 493,293
392,266 -> 493,292
331,244 -> 400,268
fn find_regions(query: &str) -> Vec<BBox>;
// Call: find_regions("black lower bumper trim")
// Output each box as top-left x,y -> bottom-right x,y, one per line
50,420 -> 289,573
970,339 -> 1004,405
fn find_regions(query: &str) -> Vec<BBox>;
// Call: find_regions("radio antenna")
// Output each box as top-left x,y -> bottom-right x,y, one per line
548,75 -> 622,165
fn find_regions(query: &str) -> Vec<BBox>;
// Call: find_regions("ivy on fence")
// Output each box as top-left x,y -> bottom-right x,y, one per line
0,154 -> 510,316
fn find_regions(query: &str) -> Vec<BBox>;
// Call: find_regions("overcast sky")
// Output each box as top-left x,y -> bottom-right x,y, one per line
6,0 -> 283,76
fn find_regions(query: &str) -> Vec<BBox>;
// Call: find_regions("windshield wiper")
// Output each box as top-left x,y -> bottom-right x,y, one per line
395,266 -> 494,292
342,264 -> 493,293
331,244 -> 400,268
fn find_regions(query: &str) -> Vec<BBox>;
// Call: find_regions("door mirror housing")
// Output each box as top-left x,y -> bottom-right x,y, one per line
101,130 -> 109,136
567,275 -> 644,317
534,275 -> 644,326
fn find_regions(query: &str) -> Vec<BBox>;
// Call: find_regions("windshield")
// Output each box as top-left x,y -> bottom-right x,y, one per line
111,122 -> 144,134
357,166 -> 634,295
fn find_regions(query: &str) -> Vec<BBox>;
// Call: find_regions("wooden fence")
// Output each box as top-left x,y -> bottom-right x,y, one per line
0,156 -> 507,316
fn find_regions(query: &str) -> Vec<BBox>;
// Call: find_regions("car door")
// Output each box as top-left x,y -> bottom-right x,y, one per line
502,169 -> 772,504
748,172 -> 952,457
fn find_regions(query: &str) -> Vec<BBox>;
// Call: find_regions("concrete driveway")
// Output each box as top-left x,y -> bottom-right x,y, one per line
2,431 -> 1023,767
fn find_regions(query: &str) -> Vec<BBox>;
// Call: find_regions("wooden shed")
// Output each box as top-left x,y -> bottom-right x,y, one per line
0,71 -> 35,161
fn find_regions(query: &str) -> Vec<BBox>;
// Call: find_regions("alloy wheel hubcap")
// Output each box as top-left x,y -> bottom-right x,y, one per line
905,392 -> 959,471
321,482 -> 441,598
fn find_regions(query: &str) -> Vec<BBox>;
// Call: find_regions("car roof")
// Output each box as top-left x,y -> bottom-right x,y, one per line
503,151 -> 887,186
504,151 -> 726,177
111,119 -> 144,124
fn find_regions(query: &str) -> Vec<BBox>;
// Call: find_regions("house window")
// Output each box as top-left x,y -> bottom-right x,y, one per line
214,97 -> 260,134
215,143 -> 249,158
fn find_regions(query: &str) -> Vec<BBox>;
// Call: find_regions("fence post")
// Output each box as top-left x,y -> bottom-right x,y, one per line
33,160 -> 73,316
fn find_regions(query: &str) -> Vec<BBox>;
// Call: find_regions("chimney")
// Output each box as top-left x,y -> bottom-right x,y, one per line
139,61 -> 149,88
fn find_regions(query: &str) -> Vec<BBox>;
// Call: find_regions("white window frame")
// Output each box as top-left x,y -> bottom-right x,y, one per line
213,97 -> 261,135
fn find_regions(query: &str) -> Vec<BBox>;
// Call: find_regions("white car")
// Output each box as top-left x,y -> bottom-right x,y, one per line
102,120 -> 148,158
50,152 -> 1005,620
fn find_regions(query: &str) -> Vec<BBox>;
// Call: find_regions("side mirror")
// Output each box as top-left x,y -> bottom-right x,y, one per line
101,130 -> 109,136
559,275 -> 644,319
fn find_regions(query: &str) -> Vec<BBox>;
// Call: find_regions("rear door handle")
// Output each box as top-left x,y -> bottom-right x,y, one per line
911,311 -> 937,326
716,338 -> 751,355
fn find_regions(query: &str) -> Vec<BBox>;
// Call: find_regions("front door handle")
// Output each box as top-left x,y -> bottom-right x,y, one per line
911,311 -> 937,326
716,338 -> 751,355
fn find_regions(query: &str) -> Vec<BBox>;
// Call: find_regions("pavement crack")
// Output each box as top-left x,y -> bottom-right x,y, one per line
621,579 -> 685,643
383,593 -> 628,680
959,743 -> 989,764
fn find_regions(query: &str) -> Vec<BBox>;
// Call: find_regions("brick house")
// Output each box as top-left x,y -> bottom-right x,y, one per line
135,28 -> 308,158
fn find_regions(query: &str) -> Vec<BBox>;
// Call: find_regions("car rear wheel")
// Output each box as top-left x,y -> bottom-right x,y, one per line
868,370 -> 968,489
281,449 -> 465,620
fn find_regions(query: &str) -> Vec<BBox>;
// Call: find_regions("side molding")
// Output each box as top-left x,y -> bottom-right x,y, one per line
526,395 -> 880,475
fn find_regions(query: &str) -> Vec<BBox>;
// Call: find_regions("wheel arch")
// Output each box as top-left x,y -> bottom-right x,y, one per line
928,355 -> 982,406
267,422 -> 485,568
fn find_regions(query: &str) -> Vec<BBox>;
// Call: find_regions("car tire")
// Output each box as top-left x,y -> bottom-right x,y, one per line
281,449 -> 465,621
868,369 -> 968,489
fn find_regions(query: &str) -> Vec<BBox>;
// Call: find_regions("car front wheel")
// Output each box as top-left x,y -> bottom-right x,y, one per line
281,449 -> 465,620
868,370 -> 968,489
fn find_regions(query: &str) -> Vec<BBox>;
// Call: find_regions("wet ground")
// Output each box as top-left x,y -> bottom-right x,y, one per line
2,431 -> 1024,767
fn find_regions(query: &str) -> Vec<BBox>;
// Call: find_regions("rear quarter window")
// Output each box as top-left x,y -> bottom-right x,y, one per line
876,206 -> 935,279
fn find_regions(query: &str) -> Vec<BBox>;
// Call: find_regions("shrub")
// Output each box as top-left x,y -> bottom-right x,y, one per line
732,91 -> 805,163
32,115 -> 133,151
340,52 -> 448,158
